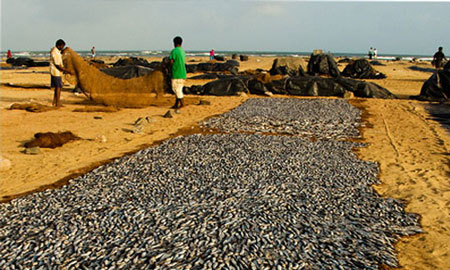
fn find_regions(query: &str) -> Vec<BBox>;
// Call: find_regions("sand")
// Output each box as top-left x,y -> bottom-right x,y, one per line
1,55 -> 449,269
353,99 -> 450,270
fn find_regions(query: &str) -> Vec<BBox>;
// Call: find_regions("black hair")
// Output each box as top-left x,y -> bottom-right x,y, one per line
439,47 -> 443,51
173,36 -> 183,46
56,39 -> 66,46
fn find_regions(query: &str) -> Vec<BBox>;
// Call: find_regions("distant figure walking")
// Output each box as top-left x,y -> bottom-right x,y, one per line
432,47 -> 446,69
91,46 -> 96,58
373,48 -> 378,59
368,47 -> 373,60
210,49 -> 215,61
169,36 -> 186,109
7,49 -> 12,59
50,39 -> 72,108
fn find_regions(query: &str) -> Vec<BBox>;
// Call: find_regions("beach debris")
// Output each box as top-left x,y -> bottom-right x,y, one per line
240,54 -> 249,61
9,102 -> 55,113
0,156 -> 11,171
93,116 -> 103,119
134,116 -> 151,126
132,126 -> 144,134
24,131 -> 80,149
198,99 -> 211,106
24,146 -> 41,155
132,117 -> 151,134
344,90 -> 355,99
238,91 -> 248,97
342,59 -> 387,79
411,61 -> 450,102
163,110 -> 173,118
263,91 -> 273,97
95,135 -> 107,143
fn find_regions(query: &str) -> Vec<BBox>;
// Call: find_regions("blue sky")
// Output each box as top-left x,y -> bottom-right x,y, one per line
1,0 -> 449,55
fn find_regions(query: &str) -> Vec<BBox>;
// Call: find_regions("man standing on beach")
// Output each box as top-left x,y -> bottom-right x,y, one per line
169,36 -> 186,109
368,47 -> 373,60
432,47 -> 446,69
50,39 -> 72,108
91,46 -> 96,58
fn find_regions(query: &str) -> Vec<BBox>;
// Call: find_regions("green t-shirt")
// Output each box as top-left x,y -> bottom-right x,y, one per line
169,46 -> 186,79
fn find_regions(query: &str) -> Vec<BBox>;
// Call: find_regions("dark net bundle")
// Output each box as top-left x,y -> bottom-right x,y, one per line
342,59 -> 386,79
412,61 -> 450,101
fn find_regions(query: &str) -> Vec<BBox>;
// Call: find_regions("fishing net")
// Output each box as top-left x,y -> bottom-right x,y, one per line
63,48 -> 165,108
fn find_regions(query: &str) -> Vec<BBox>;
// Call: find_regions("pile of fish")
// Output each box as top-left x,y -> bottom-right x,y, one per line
0,99 -> 421,269
203,98 -> 362,140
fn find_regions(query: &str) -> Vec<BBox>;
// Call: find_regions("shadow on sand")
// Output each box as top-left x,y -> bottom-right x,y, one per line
408,66 -> 435,73
424,102 -> 450,133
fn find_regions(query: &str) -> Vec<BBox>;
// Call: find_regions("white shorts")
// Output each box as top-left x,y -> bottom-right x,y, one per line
171,79 -> 184,99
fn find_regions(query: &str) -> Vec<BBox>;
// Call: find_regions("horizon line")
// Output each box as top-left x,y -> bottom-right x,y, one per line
1,49 -> 437,57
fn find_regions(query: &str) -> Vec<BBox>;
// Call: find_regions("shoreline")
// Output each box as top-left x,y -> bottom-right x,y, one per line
2,50 -> 435,62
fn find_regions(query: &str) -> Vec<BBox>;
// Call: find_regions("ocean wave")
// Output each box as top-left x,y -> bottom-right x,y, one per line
2,50 -> 435,61
14,52 -> 31,57
141,50 -> 162,55
186,52 -> 209,57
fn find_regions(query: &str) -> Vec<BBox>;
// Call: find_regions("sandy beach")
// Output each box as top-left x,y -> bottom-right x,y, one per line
1,55 -> 449,269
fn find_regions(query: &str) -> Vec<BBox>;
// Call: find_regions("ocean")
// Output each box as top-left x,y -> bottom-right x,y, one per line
1,50 -> 434,62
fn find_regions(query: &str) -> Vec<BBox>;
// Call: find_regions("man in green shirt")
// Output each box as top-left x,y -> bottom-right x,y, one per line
169,36 -> 187,109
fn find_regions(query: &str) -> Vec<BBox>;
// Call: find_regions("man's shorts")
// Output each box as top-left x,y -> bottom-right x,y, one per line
171,79 -> 184,99
51,76 -> 63,88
